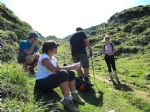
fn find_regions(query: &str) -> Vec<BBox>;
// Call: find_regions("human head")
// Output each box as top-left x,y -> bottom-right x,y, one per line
76,27 -> 83,31
104,35 -> 111,42
28,32 -> 40,43
42,40 -> 59,54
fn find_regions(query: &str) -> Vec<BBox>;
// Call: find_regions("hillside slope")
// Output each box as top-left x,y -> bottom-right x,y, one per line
1,4 -> 150,112
86,5 -> 150,55
64,5 -> 150,55
0,3 -> 34,61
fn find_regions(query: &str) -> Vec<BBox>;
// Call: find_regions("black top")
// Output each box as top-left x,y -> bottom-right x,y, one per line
70,31 -> 87,56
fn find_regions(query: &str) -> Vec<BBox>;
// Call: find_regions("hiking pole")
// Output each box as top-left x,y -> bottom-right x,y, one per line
90,53 -> 101,93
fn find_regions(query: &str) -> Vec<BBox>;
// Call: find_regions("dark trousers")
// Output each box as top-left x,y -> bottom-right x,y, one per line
104,55 -> 116,72
35,70 -> 75,92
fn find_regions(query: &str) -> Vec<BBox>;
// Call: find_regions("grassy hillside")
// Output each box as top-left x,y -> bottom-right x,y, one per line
1,53 -> 150,112
0,3 -> 34,62
64,5 -> 150,55
86,5 -> 150,55
1,4 -> 150,112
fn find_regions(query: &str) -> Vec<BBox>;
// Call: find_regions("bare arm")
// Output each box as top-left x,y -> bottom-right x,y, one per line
60,65 -> 75,71
112,43 -> 116,53
84,39 -> 92,56
24,42 -> 36,55
84,39 -> 91,50
42,58 -> 60,73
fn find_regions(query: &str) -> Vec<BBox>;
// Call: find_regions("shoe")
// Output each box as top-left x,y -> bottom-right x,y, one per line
28,66 -> 36,75
60,99 -> 78,112
72,93 -> 85,105
109,77 -> 113,81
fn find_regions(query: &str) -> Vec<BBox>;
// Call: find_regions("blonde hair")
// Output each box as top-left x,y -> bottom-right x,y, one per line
103,35 -> 112,41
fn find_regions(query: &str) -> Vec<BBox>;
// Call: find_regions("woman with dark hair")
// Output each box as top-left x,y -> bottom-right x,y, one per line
35,40 -> 84,112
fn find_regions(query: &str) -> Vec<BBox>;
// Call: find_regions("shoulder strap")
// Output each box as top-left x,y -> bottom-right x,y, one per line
103,43 -> 105,51
110,42 -> 114,51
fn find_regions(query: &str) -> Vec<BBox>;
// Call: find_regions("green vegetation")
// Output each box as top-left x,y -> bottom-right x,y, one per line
69,5 -> 150,56
0,2 -> 34,61
1,53 -> 150,112
1,3 -> 150,112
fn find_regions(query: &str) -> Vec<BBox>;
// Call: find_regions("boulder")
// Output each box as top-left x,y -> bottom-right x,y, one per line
145,73 -> 150,80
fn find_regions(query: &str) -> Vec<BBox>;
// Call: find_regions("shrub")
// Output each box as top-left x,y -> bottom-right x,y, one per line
116,46 -> 139,55
0,43 -> 18,62
112,40 -> 122,45
89,38 -> 99,45
133,35 -> 149,46
132,25 -> 146,34
123,24 -> 132,33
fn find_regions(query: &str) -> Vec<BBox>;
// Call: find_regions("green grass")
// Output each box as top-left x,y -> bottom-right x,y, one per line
1,52 -> 150,112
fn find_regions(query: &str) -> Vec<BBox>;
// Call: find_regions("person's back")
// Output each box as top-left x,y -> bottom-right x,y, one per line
70,31 -> 87,56
70,27 -> 93,86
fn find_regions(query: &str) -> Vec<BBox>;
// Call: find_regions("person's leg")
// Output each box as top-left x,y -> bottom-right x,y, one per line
72,55 -> 84,77
105,55 -> 113,81
111,56 -> 120,83
25,55 -> 35,65
79,54 -> 93,85
58,70 -> 78,112
35,71 -> 78,112
25,55 -> 39,74
68,71 -> 85,105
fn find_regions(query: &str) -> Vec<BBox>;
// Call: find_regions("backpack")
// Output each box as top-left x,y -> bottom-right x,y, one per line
75,77 -> 91,92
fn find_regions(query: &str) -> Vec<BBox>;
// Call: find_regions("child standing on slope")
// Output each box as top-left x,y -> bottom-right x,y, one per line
102,35 -> 120,84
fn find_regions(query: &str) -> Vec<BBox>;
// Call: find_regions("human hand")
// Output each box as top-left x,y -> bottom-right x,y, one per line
70,62 -> 81,70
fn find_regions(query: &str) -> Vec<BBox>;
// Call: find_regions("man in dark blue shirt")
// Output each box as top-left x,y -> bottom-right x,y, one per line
18,32 -> 40,74
70,27 -> 93,85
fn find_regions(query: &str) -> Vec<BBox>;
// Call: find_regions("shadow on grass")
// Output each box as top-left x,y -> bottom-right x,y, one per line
112,80 -> 133,91
78,88 -> 103,106
34,87 -> 66,112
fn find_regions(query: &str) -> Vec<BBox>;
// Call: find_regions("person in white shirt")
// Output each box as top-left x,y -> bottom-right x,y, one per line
35,40 -> 84,112
102,35 -> 120,84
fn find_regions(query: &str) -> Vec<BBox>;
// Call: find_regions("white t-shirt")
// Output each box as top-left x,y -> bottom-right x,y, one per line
36,54 -> 58,80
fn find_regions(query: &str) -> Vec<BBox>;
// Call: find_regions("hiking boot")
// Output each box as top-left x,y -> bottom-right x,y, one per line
28,66 -> 36,75
84,77 -> 94,86
60,99 -> 78,112
72,93 -> 85,105
109,76 -> 113,81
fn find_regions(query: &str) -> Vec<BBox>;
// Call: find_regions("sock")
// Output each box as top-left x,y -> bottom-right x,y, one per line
64,95 -> 72,100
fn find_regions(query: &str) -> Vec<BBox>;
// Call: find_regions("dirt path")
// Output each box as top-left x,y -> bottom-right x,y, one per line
92,75 -> 150,103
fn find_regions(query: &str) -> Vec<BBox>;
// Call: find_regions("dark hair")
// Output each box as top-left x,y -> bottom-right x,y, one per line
76,27 -> 83,31
28,32 -> 39,39
42,40 -> 59,54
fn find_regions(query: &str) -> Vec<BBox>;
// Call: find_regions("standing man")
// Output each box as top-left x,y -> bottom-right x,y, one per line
18,32 -> 40,74
70,27 -> 93,85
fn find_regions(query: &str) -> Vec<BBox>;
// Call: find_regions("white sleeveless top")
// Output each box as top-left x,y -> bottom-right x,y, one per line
36,54 -> 58,80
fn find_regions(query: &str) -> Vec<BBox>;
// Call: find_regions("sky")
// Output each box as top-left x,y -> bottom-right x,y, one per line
0,0 -> 150,38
